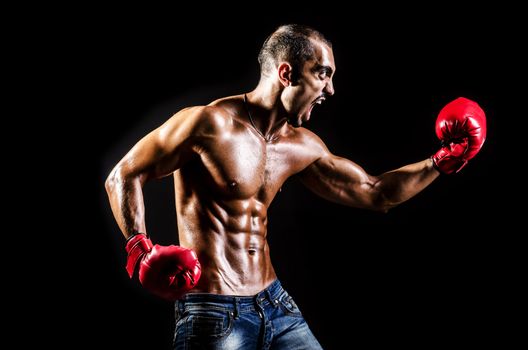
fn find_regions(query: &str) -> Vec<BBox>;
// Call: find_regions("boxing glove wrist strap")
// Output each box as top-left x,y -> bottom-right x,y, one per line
431,156 -> 441,172
125,233 -> 153,278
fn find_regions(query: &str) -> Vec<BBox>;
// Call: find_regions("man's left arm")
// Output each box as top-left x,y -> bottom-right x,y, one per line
298,150 -> 439,212
299,97 -> 486,212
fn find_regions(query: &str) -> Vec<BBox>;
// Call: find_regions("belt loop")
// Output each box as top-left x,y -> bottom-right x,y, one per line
265,289 -> 275,306
233,297 -> 240,319
267,284 -> 281,307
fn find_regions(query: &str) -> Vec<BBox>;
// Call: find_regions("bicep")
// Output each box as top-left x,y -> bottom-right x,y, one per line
116,107 -> 202,181
298,152 -> 380,209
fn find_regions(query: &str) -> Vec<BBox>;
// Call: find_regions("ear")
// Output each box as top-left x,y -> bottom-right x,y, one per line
277,62 -> 293,87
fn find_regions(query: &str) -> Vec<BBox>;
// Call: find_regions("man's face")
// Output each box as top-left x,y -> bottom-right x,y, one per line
283,40 -> 336,127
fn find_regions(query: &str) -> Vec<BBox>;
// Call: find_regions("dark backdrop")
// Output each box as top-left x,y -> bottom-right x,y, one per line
46,6 -> 524,349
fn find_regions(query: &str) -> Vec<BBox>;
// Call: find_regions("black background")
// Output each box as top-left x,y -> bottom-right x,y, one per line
31,5 -> 524,349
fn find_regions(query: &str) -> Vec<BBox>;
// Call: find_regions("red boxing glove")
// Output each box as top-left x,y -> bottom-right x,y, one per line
432,97 -> 487,174
125,234 -> 201,300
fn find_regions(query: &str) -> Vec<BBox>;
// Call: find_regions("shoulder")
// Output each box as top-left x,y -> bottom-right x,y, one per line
203,95 -> 245,132
160,97 -> 241,139
277,126 -> 330,171
288,126 -> 329,155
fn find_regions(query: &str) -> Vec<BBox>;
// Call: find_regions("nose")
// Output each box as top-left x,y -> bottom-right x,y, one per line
324,79 -> 335,96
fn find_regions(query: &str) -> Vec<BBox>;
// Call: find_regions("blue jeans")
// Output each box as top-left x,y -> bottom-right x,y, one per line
173,280 -> 323,349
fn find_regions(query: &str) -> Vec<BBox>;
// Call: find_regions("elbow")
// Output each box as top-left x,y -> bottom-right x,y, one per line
380,205 -> 394,214
105,164 -> 145,194
105,165 -> 127,194
369,188 -> 396,214
105,169 -> 117,194
371,203 -> 392,214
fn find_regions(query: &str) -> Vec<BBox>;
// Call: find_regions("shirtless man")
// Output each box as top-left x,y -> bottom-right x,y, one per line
105,24 -> 486,350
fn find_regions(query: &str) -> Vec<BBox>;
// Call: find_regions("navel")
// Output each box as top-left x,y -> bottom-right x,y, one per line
248,242 -> 259,255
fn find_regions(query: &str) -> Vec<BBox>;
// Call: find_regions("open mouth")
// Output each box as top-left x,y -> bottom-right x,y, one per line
312,96 -> 326,106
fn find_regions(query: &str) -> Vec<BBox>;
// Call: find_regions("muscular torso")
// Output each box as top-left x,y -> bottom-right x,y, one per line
174,97 -> 321,295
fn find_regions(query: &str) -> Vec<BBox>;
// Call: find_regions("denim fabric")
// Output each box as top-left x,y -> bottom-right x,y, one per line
173,280 -> 323,349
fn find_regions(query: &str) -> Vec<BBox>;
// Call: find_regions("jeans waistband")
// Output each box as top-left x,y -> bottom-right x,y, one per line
178,279 -> 283,307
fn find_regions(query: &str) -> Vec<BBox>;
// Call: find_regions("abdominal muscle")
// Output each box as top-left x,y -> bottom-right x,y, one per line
175,187 -> 278,296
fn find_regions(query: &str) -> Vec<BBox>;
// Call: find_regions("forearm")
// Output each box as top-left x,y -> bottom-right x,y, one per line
375,158 -> 439,209
105,168 -> 147,240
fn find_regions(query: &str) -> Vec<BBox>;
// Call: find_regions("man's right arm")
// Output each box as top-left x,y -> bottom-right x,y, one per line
105,107 -> 216,300
105,106 -> 205,239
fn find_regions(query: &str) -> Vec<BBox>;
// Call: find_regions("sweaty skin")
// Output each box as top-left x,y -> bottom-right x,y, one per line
106,40 -> 439,296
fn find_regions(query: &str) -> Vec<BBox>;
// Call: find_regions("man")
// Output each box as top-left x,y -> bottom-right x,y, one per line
105,24 -> 486,349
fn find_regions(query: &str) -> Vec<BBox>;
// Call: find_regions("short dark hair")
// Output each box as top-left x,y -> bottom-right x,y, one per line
258,24 -> 332,77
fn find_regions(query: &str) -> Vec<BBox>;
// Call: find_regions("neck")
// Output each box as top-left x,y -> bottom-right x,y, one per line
245,81 -> 288,142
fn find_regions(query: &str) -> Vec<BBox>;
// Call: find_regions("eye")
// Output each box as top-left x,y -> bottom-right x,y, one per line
318,68 -> 332,80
